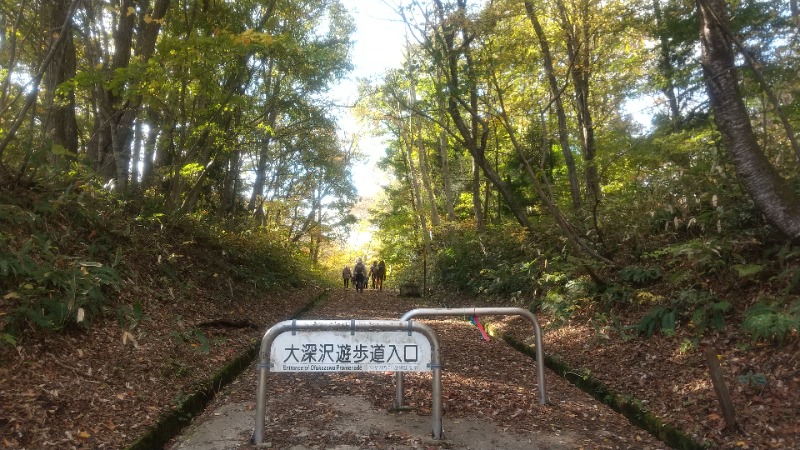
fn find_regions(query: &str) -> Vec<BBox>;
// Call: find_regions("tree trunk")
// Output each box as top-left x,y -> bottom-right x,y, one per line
410,80 -> 441,227
405,116 -> 432,252
418,132 -> 441,227
139,110 -> 159,190
431,0 -> 534,234
130,118 -> 142,190
105,0 -> 136,193
220,148 -> 242,216
248,64 -> 282,213
652,0 -> 682,126
472,155 -> 485,231
0,0 -> 80,163
435,67 -> 457,221
437,95 -> 457,221
555,0 -> 602,209
524,0 -> 581,210
697,0 -> 800,239
44,0 -> 79,155
88,0 -> 170,194
488,65 -> 614,267
0,6 -> 24,116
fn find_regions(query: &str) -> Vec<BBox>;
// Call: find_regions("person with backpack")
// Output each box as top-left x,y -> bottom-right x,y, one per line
353,258 -> 367,292
376,260 -> 386,291
369,261 -> 379,289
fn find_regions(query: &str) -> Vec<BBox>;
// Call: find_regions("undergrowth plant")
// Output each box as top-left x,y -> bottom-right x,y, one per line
219,229 -> 309,289
618,265 -> 661,286
1,170 -> 318,347
768,244 -> 800,294
171,328 -> 212,354
635,288 -> 730,337
742,297 -> 800,345
116,300 -> 147,330
648,238 -> 736,279
1,192 -> 123,338
431,222 -> 549,297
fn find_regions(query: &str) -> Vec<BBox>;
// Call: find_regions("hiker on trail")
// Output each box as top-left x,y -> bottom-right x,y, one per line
342,265 -> 352,288
353,258 -> 367,293
369,261 -> 379,289
375,260 -> 386,291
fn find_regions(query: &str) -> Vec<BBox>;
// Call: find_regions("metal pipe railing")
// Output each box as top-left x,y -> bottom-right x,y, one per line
395,307 -> 548,407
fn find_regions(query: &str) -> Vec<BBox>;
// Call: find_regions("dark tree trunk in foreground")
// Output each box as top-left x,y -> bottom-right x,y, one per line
44,0 -> 79,154
697,0 -> 800,239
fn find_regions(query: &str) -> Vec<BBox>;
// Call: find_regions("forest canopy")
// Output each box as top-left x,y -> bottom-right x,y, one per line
1,0 -> 359,250
1,0 -> 800,340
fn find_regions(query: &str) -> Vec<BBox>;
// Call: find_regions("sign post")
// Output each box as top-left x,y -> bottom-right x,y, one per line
252,319 -> 442,444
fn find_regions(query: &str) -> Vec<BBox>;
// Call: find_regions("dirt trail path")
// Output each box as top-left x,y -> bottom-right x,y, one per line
168,289 -> 666,450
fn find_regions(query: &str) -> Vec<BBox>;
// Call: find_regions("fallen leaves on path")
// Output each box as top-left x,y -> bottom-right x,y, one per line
178,290 -> 665,449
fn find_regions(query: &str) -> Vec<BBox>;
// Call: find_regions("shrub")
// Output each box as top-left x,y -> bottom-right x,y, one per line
618,265 -> 661,286
678,288 -> 730,332
430,222 -> 546,297
1,234 -> 121,335
634,288 -> 730,337
742,300 -> 800,345
635,305 -> 677,337
539,290 -> 574,326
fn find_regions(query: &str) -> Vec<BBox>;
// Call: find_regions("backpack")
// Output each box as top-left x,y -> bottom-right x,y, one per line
355,262 -> 365,275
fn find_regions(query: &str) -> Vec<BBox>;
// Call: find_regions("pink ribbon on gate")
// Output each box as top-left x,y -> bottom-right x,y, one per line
470,315 -> 490,342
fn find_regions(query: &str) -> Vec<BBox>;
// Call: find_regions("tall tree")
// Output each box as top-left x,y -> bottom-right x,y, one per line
409,65 -> 441,228
553,0 -> 601,214
651,0 -> 682,126
0,0 -> 80,164
435,72 -> 457,221
44,0 -> 78,155
422,0 -> 535,233
697,0 -> 800,238
523,0 -> 581,209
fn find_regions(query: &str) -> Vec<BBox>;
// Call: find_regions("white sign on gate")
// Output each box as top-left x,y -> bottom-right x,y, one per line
270,330 -> 432,372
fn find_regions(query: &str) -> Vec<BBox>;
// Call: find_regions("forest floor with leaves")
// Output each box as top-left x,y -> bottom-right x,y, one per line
3,274 -> 799,449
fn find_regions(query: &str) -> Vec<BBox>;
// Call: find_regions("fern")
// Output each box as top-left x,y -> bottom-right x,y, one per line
689,300 -> 730,332
540,290 -> 573,327
0,333 -> 16,347
788,300 -> 800,317
635,289 -> 729,337
742,302 -> 799,345
738,370 -> 768,388
618,265 -> 662,285
635,305 -> 677,337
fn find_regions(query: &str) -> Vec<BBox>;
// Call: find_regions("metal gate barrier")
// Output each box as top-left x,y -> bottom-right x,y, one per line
252,319 -> 443,444
395,307 -> 548,407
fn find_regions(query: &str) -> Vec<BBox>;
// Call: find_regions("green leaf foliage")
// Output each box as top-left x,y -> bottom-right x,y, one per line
636,305 -> 677,337
742,300 -> 800,345
618,265 -> 661,286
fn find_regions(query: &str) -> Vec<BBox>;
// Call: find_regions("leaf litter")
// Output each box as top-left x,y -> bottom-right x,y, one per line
2,286 -> 796,449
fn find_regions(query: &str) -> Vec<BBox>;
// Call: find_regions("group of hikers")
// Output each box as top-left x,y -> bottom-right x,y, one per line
342,258 -> 386,293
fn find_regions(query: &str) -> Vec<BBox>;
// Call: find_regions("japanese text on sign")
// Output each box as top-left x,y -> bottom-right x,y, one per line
270,330 -> 432,372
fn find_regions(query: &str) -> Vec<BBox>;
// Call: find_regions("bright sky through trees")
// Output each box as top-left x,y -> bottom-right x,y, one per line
331,1 -> 407,250
336,0 -> 406,199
